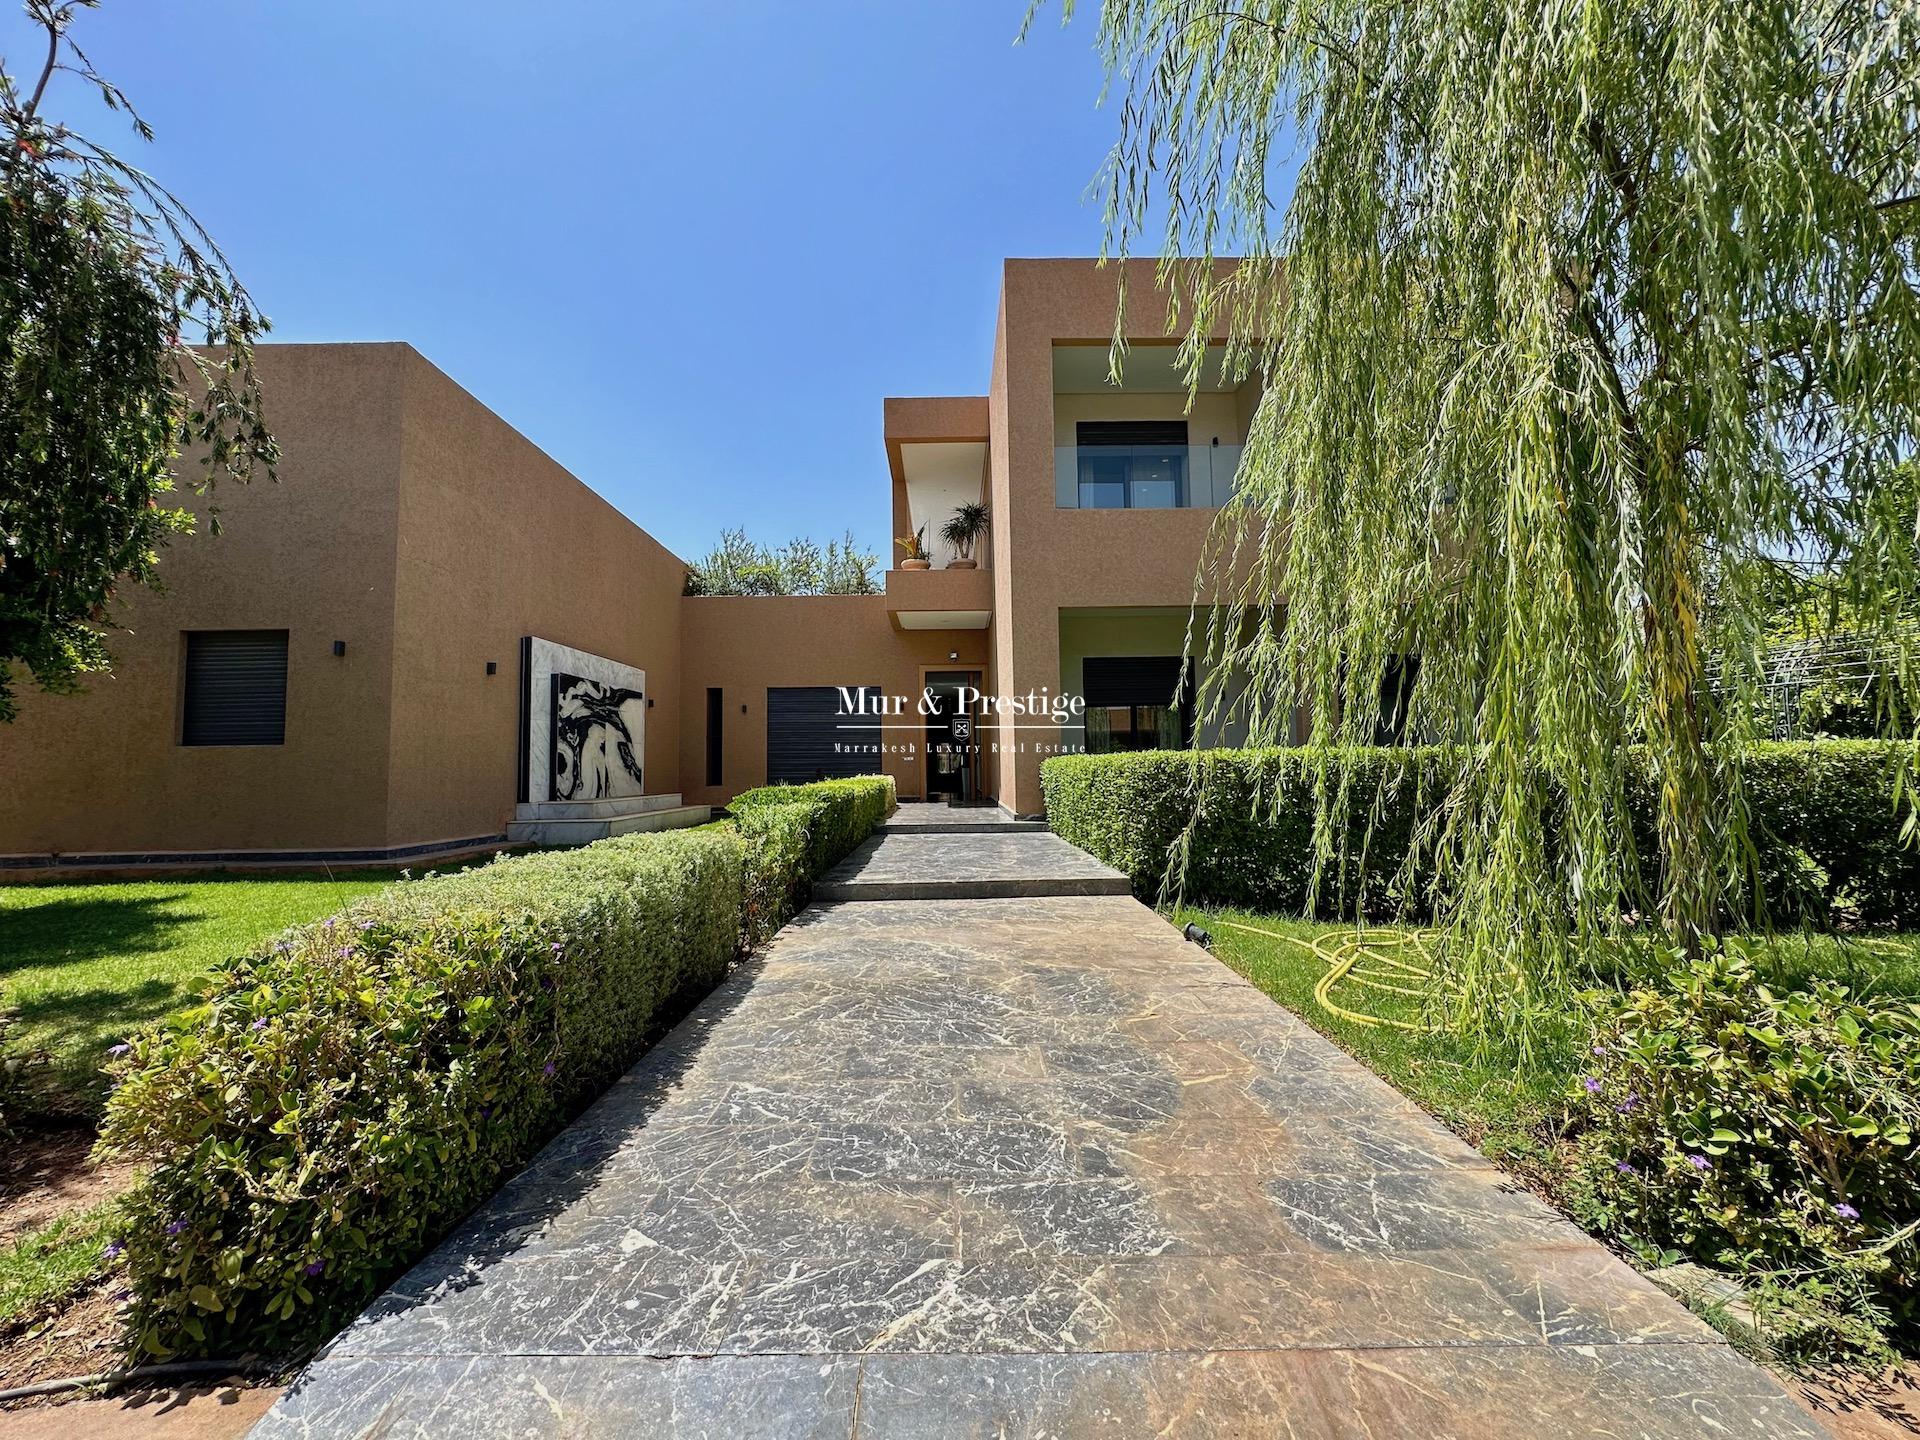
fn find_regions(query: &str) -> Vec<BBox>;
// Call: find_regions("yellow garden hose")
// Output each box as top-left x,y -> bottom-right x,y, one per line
1215,919 -> 1436,1032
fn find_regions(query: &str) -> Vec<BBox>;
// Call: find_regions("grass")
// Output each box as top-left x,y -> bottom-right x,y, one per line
0,872 -> 406,1109
1174,908 -> 1920,1202
0,1202 -> 119,1329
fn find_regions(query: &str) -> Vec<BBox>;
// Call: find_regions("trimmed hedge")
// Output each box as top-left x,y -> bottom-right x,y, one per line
730,776 -> 896,940
1043,741 -> 1920,927
97,778 -> 892,1358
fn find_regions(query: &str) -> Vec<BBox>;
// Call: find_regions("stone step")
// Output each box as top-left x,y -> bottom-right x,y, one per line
877,817 -> 1047,834
514,794 -> 686,822
505,804 -> 710,848
814,830 -> 1131,902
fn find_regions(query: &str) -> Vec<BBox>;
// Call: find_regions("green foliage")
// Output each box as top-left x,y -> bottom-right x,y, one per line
684,527 -> 880,596
96,829 -> 745,1358
91,781 -> 890,1358
730,776 -> 895,939
0,0 -> 276,721
1043,743 -> 1920,929
1577,948 -> 1920,1347
939,502 -> 989,562
1054,0 -> 1920,1049
0,1199 -> 120,1327
0,872 -> 401,1115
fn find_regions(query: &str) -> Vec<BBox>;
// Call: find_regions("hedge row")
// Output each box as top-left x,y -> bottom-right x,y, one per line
730,777 -> 896,940
1042,741 -> 1920,927
97,776 -> 893,1358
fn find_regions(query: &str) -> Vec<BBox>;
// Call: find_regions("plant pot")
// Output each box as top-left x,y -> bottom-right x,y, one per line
901,558 -> 931,571
948,558 -> 978,570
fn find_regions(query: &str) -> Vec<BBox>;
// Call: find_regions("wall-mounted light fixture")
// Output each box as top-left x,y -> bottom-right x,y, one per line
332,640 -> 347,657
486,661 -> 497,675
948,650 -> 959,662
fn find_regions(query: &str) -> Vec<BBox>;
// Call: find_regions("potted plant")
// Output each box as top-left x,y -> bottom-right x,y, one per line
940,502 -> 989,569
896,526 -> 931,570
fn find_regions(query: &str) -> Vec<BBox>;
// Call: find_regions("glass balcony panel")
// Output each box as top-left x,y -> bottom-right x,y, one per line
1055,443 -> 1244,509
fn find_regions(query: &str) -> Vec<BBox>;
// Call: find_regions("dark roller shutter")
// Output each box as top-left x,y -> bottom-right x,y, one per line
1077,420 -> 1189,447
1081,656 -> 1184,708
182,630 -> 288,746
766,686 -> 882,784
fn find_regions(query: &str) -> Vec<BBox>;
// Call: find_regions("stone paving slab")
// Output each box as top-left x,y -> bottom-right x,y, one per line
255,887 -> 1824,1438
878,804 -> 1045,834
814,832 -> 1131,901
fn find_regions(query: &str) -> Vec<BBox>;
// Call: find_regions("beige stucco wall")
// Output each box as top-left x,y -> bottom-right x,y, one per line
0,344 -> 408,856
678,596 -> 992,807
382,350 -> 688,846
989,259 -> 1244,814
0,343 -> 691,861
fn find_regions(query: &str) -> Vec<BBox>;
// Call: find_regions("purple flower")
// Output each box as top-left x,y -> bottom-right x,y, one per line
1581,1076 -> 1603,1094
337,947 -> 355,959
250,1017 -> 269,1031
1591,1044 -> 1609,1057
542,1061 -> 557,1078
1835,1203 -> 1860,1221
107,1043 -> 131,1057
1616,1162 -> 1637,1176
164,1220 -> 187,1236
1687,1154 -> 1712,1171
550,942 -> 565,954
322,918 -> 336,930
273,940 -> 293,954
478,1105 -> 492,1121
1616,1092 -> 1640,1113
304,1259 -> 326,1277
357,920 -> 376,932
102,1240 -> 125,1259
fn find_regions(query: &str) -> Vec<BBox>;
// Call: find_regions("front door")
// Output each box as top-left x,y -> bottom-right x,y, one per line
923,671 -> 979,802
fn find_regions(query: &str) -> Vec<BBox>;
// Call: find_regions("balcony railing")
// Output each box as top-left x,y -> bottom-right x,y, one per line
1054,443 -> 1244,510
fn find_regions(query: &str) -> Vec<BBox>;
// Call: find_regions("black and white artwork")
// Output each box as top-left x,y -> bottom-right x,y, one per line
519,638 -> 648,805
549,672 -> 646,800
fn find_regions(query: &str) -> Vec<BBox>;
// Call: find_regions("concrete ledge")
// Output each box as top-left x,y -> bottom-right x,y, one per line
815,873 -> 1132,901
0,833 -> 514,881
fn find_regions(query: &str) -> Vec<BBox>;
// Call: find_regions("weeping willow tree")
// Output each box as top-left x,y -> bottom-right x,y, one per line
1045,0 -> 1920,1048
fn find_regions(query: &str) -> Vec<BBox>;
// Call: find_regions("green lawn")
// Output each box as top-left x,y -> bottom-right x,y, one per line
0,873 -> 402,1108
1174,908 -> 1920,1197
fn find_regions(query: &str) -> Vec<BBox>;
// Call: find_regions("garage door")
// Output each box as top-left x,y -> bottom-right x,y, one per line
766,686 -> 883,784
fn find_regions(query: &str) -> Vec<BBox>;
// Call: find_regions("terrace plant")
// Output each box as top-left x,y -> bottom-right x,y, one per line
940,502 -> 990,568
896,525 -> 930,569
1045,0 -> 1920,1053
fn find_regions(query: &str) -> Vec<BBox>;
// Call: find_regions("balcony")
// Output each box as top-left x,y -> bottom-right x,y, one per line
884,563 -> 993,630
1054,443 -> 1244,510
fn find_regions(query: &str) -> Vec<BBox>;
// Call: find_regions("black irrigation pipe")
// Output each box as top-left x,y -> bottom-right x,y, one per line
0,1359 -> 276,1403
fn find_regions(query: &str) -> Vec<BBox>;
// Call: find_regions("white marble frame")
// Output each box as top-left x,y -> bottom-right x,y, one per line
521,637 -> 647,803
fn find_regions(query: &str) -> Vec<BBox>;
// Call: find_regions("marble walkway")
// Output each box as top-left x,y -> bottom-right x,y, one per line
255,819 -> 1823,1437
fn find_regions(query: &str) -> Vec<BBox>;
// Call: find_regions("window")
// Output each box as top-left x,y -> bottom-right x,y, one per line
1081,656 -> 1191,755
1076,420 -> 1188,509
182,630 -> 288,746
705,687 -> 724,786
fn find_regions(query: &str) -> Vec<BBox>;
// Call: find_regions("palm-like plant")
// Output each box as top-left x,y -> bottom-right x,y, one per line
940,502 -> 990,564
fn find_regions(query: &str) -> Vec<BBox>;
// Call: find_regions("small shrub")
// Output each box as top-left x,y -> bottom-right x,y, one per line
98,827 -> 745,1358
1576,948 -> 1920,1346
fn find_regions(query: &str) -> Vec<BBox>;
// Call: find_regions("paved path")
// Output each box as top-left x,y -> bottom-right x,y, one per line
256,822 -> 1822,1437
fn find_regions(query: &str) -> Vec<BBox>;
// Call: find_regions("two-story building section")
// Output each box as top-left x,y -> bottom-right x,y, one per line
0,259 -> 1269,870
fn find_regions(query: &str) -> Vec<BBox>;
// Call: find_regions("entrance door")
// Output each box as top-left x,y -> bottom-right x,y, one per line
923,671 -> 980,803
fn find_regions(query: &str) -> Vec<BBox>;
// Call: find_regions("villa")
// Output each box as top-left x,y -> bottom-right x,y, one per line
0,259 -> 1266,869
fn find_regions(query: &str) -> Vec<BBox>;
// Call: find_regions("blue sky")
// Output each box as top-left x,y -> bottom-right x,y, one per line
8,1 -> 1135,565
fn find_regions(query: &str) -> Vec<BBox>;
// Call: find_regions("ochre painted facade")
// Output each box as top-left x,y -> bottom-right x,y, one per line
0,259 -> 1258,862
